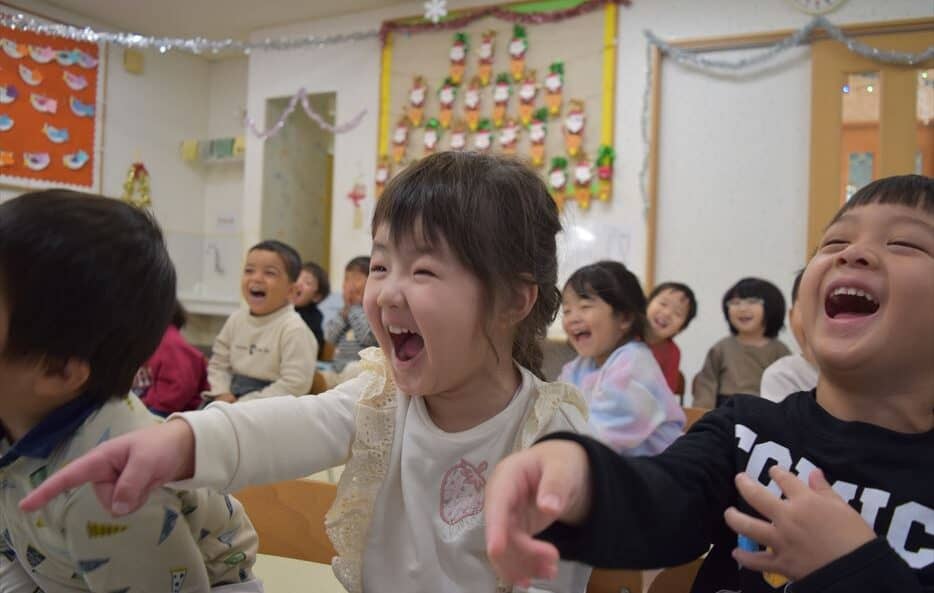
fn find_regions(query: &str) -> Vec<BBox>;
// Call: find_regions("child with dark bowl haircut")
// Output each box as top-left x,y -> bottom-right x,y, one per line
0,190 -> 259,592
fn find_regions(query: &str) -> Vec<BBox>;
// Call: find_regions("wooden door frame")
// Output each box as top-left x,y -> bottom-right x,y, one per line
645,17 -> 934,289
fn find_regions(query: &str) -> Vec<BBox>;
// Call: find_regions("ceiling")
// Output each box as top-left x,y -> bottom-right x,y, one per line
21,0 -> 415,40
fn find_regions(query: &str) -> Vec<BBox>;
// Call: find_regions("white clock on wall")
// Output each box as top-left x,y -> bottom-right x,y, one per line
786,0 -> 849,15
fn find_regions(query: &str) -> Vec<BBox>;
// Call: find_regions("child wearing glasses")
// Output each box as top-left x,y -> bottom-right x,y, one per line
692,277 -> 790,408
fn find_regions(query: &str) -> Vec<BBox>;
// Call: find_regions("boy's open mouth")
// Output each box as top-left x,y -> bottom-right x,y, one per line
248,287 -> 266,299
825,286 -> 879,319
388,325 -> 424,362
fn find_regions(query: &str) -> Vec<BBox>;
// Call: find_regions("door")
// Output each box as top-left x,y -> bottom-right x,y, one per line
808,25 -> 934,254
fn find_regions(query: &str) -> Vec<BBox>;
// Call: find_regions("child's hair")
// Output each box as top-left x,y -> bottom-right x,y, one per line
647,281 -> 697,331
564,260 -> 647,343
372,151 -> 561,378
721,277 -> 786,338
249,240 -> 301,282
0,190 -> 176,401
172,300 -> 188,329
302,261 -> 331,300
345,256 -> 371,276
790,268 -> 805,306
830,174 -> 934,225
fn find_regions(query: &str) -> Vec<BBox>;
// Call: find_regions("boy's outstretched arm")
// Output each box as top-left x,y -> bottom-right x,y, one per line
725,466 -> 923,593
488,409 -> 740,586
19,419 -> 195,515
484,440 -> 592,587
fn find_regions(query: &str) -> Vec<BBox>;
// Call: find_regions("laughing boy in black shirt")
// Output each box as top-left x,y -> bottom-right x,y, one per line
484,174 -> 934,593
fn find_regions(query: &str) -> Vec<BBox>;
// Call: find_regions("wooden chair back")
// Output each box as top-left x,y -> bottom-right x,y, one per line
320,342 -> 336,362
587,569 -> 642,593
234,479 -> 337,564
310,371 -> 329,395
646,558 -> 703,593
683,407 -> 707,431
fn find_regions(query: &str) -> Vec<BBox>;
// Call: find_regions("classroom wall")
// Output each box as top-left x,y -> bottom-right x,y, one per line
200,56 -> 249,302
615,0 -> 930,400
0,3 -> 208,233
242,0 -> 494,292
1,0 -> 249,313
245,0 -> 929,400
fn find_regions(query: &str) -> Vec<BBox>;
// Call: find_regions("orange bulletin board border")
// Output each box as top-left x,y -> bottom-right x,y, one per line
0,24 -> 104,190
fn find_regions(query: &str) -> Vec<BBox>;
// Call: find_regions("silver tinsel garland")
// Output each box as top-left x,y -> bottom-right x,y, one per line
638,16 -> 934,216
0,11 -> 378,55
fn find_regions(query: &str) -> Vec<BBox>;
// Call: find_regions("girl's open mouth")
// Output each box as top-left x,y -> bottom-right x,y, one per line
389,325 -> 425,362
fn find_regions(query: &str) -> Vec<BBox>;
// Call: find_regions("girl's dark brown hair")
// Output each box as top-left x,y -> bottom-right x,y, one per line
564,260 -> 647,344
372,151 -> 561,378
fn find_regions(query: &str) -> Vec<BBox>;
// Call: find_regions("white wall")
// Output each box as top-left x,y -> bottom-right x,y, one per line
245,0 -> 929,398
612,0 -> 931,399
201,57 -> 249,301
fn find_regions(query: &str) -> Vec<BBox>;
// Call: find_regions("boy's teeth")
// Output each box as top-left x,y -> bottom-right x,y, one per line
388,325 -> 419,335
831,286 -> 876,302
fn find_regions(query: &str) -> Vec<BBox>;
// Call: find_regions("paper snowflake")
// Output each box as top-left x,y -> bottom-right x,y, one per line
424,0 -> 448,24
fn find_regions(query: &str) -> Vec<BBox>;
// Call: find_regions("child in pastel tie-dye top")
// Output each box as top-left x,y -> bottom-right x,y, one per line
560,261 -> 685,455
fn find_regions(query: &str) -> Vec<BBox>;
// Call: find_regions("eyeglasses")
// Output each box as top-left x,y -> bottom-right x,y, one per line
726,297 -> 764,308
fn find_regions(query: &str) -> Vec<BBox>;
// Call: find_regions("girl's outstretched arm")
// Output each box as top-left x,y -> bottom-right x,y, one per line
20,419 -> 195,515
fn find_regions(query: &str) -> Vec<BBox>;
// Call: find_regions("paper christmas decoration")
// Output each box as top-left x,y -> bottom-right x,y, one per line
392,117 -> 410,164
423,118 -> 442,155
449,33 -> 468,85
508,25 -> 528,82
529,108 -> 548,168
438,78 -> 457,129
573,154 -> 593,209
492,73 -> 511,129
498,118 -> 520,155
563,99 -> 585,157
548,156 -> 568,211
473,119 -> 493,152
464,76 -> 482,132
517,70 -> 538,126
596,145 -> 615,202
544,62 -> 564,116
477,30 -> 496,86
375,155 -> 391,198
406,76 -> 428,127
449,119 -> 467,151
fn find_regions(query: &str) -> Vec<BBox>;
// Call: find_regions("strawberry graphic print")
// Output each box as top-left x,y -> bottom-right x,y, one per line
439,459 -> 488,541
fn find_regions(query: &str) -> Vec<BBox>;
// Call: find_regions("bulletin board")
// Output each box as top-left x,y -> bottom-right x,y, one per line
0,26 -> 103,189
376,0 -> 620,211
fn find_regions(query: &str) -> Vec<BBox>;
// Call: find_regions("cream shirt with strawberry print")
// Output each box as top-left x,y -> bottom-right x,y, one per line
175,348 -> 592,593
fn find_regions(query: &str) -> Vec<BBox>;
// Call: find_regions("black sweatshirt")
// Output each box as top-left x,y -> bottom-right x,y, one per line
539,392 -> 933,592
